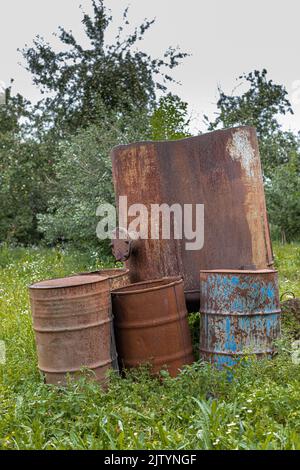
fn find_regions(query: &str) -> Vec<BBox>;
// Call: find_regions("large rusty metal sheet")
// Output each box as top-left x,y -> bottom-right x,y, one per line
111,126 -> 273,311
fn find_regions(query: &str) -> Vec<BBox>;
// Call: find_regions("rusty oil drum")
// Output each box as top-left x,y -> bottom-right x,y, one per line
74,268 -> 130,370
29,274 -> 113,386
199,269 -> 281,368
111,277 -> 194,376
111,126 -> 274,311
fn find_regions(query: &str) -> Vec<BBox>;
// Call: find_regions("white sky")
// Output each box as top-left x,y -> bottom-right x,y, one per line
1,0 -> 300,133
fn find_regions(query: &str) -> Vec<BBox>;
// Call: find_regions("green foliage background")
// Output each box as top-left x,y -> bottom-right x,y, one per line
0,2 -> 299,247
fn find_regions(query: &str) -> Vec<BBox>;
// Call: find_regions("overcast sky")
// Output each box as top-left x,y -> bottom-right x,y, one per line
1,0 -> 300,133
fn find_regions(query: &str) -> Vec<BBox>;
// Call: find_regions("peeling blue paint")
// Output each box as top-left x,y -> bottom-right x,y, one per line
200,271 -> 281,370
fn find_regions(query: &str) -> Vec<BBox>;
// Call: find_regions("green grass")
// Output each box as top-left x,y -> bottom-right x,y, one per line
273,241 -> 300,298
0,243 -> 300,450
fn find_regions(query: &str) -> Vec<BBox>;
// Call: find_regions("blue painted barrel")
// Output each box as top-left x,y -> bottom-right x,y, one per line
199,269 -> 281,368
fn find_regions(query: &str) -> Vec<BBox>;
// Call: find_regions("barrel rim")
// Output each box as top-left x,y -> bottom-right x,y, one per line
111,276 -> 183,296
199,269 -> 278,275
76,268 -> 130,279
29,274 -> 109,290
185,289 -> 200,294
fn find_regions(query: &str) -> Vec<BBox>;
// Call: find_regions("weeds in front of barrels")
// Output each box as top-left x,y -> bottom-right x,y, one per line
0,243 -> 300,450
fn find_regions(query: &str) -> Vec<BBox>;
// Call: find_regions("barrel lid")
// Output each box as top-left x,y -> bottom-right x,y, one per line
29,274 -> 108,290
199,269 -> 277,274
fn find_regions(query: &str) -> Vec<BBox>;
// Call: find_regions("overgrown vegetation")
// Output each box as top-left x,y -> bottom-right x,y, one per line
0,243 -> 299,450
0,0 -> 299,453
0,1 -> 299,247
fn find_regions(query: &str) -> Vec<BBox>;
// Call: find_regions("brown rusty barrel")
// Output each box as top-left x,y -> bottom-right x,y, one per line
74,268 -> 130,370
111,277 -> 194,376
111,126 -> 273,312
29,274 -> 113,386
199,269 -> 281,368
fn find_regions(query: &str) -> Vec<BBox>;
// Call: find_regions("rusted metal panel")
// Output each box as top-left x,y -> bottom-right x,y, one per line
111,126 -> 274,311
29,274 -> 113,386
199,269 -> 281,368
111,277 -> 194,376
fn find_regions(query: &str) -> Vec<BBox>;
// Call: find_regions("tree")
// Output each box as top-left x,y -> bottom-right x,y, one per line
206,69 -> 299,177
265,152 -> 300,242
206,69 -> 300,241
0,80 -> 61,245
0,82 -> 28,136
0,128 -> 56,244
150,93 -> 191,140
0,86 -> 46,244
37,105 -> 150,248
0,0 -> 188,245
21,0 -> 187,134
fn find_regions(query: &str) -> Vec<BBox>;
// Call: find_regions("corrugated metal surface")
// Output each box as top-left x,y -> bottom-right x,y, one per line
199,269 -> 281,368
29,274 -> 113,386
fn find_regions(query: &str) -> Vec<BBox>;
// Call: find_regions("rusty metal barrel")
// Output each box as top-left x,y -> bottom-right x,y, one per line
199,269 -> 281,368
111,277 -> 194,376
111,126 -> 274,312
74,268 -> 130,370
29,274 -> 113,386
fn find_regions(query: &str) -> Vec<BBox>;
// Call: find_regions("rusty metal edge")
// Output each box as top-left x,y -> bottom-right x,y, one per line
29,275 -> 109,290
76,268 -> 130,279
199,269 -> 278,274
111,276 -> 183,296
199,310 -> 281,316
110,125 -> 257,153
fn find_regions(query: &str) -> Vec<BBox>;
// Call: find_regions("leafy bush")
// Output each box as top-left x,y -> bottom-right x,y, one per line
266,155 -> 300,242
150,93 -> 191,141
37,109 -> 150,248
0,136 -> 55,244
